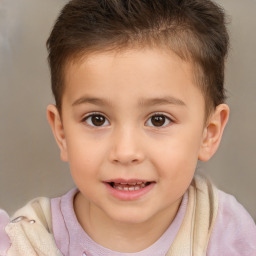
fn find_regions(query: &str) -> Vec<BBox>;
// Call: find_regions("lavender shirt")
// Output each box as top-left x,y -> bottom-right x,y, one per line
1,188 -> 256,256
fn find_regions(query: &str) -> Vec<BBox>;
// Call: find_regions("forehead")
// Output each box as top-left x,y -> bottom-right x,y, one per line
63,48 -> 205,110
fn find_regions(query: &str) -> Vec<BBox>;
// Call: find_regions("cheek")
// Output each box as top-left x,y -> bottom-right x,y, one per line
156,146 -> 197,199
65,136 -> 104,177
67,142 -> 102,197
150,129 -> 202,177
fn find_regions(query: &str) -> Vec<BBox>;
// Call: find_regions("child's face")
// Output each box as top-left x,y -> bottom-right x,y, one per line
49,48 -> 221,224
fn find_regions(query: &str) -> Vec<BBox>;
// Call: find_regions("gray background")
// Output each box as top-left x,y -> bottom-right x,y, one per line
0,0 -> 255,220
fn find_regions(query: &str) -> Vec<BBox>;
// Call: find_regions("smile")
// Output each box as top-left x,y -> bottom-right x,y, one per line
104,180 -> 155,201
109,181 -> 150,191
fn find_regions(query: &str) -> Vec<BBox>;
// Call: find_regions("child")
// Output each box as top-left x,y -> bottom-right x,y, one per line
1,0 -> 256,255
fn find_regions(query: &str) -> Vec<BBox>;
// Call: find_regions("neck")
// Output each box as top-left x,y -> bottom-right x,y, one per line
74,192 -> 182,253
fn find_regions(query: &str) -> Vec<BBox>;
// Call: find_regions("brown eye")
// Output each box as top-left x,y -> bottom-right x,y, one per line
91,115 -> 105,126
146,114 -> 171,127
151,115 -> 165,126
84,114 -> 109,127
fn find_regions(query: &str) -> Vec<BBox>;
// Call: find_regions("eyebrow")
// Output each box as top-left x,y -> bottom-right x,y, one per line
72,97 -> 111,107
72,96 -> 186,107
138,96 -> 186,107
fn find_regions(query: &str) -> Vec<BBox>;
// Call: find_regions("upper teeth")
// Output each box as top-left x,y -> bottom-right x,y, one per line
120,182 -> 143,185
113,182 -> 147,191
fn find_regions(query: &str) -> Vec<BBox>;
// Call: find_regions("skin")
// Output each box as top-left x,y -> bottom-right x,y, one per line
47,48 -> 229,252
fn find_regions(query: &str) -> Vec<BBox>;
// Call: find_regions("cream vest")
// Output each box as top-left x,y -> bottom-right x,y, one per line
5,176 -> 218,256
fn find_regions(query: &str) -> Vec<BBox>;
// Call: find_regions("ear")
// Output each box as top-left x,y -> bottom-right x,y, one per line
47,104 -> 69,162
198,104 -> 229,162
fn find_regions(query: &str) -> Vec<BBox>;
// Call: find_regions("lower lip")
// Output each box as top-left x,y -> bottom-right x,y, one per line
104,182 -> 155,201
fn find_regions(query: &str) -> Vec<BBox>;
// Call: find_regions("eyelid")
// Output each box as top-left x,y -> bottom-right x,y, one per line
81,112 -> 110,127
145,112 -> 174,127
82,111 -> 104,120
148,112 -> 174,121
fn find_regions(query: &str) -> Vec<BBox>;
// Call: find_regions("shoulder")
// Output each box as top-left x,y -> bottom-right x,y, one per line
0,197 -> 53,256
207,190 -> 256,256
50,188 -> 79,255
0,209 -> 11,255
1,197 -> 63,256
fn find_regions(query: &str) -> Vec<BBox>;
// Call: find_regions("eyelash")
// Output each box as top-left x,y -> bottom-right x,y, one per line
82,112 -> 173,128
145,113 -> 173,128
82,112 -> 110,127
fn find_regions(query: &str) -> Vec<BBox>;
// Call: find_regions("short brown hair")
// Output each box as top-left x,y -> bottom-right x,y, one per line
47,0 -> 229,116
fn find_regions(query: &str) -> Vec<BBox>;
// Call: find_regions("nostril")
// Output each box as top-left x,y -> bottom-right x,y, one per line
112,156 -> 143,165
109,143 -> 145,165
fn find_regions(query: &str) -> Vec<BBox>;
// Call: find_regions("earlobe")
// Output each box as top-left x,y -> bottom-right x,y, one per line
198,104 -> 229,162
47,104 -> 69,162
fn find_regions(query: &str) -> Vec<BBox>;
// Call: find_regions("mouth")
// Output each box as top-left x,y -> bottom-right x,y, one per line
103,179 -> 155,200
108,181 -> 152,191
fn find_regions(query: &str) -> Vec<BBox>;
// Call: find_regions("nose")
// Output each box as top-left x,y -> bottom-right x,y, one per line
109,126 -> 145,165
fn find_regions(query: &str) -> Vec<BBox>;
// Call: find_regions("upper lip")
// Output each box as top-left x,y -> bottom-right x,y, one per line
104,179 -> 153,184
